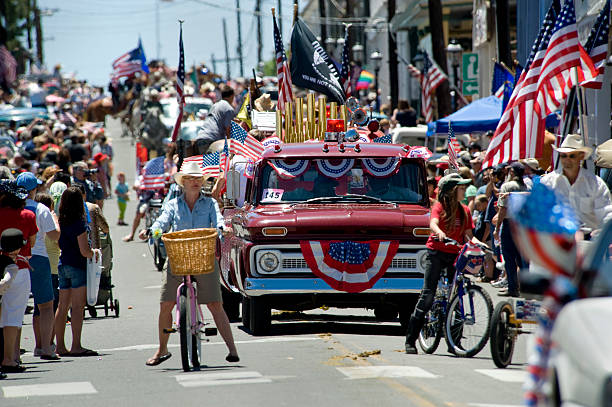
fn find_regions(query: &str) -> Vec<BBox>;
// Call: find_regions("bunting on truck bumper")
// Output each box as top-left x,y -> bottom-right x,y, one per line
300,240 -> 399,293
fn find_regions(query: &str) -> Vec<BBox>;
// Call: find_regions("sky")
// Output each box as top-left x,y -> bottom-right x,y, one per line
39,0 -> 304,88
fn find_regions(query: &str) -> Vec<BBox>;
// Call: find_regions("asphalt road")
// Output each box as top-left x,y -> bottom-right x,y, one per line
2,118 -> 528,407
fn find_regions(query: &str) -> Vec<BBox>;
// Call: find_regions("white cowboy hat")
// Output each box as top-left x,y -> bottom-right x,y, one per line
174,160 -> 204,187
552,133 -> 593,159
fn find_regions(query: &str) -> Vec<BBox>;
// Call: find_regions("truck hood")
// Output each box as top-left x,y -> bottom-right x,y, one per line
242,204 -> 430,239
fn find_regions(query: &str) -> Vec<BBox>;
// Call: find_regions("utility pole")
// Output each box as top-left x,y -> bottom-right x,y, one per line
236,0 -> 244,77
495,0 -> 511,67
223,18 -> 231,80
427,0 -> 450,118
387,0 -> 398,110
256,0 -> 262,67
318,0 -> 327,46
26,0 -> 33,70
155,0 -> 160,59
33,0 -> 43,66
277,0 -> 282,37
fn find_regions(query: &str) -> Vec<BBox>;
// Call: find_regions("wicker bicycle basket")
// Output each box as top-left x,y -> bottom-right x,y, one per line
161,228 -> 217,275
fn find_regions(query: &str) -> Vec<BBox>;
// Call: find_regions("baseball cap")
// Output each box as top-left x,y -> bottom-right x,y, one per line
16,172 -> 42,191
438,173 -> 472,195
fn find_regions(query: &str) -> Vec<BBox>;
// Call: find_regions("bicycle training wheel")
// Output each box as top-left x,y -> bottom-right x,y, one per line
418,303 -> 443,354
179,285 -> 194,372
444,285 -> 493,357
490,301 -> 516,368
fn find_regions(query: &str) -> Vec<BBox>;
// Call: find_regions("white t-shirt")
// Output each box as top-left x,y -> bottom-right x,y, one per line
25,198 -> 57,258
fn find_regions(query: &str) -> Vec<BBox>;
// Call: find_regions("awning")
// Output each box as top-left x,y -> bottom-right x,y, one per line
389,1 -> 427,32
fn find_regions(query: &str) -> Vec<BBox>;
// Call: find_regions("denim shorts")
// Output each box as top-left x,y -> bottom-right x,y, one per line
58,264 -> 87,289
29,255 -> 54,305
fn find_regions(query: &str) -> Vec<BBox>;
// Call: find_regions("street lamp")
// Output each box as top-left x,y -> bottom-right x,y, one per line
370,50 -> 383,111
352,43 -> 364,65
446,40 -> 463,111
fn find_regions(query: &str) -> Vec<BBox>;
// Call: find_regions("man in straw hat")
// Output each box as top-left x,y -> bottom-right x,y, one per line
541,133 -> 612,236
138,161 -> 239,366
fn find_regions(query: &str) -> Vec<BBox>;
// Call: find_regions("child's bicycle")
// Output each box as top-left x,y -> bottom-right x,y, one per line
158,228 -> 220,372
418,238 -> 494,357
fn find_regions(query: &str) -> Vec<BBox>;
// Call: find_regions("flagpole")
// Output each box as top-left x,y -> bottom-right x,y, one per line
572,67 -> 586,144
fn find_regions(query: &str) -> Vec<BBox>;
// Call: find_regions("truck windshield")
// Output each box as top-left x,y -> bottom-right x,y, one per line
259,159 -> 425,204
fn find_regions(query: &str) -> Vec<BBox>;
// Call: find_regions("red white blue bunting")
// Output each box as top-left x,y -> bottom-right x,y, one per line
300,240 -> 399,293
262,135 -> 282,151
268,159 -> 310,179
361,157 -> 401,178
407,146 -> 433,160
316,159 -> 355,179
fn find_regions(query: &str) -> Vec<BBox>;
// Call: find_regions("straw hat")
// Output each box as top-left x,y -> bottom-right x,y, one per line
174,160 -> 204,187
552,133 -> 592,159
254,94 -> 274,112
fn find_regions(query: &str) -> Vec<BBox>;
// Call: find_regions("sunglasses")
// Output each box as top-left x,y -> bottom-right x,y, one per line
559,152 -> 579,159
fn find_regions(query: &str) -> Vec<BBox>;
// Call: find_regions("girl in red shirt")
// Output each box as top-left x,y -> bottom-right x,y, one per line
405,173 -> 480,354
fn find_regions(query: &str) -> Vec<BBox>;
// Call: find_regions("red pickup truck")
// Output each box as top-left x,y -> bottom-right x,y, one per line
219,141 -> 430,335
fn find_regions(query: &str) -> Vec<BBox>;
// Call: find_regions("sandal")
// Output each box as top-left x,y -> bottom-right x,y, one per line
69,349 -> 99,357
122,235 -> 134,242
145,352 -> 172,366
225,354 -> 240,363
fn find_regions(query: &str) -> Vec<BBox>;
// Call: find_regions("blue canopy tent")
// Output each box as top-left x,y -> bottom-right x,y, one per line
426,95 -> 560,136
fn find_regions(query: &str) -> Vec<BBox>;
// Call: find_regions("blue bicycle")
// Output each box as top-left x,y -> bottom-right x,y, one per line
418,238 -> 494,357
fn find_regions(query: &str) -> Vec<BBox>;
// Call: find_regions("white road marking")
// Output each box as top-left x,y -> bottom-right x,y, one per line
175,371 -> 272,387
99,336 -> 320,352
469,404 -> 522,407
336,366 -> 439,380
2,382 -> 97,398
143,285 -> 162,289
475,369 -> 527,383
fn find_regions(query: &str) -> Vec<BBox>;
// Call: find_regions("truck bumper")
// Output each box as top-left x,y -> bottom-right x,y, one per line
244,277 -> 424,296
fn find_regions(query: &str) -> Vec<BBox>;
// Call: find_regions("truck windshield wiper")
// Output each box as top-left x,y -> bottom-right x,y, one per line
298,196 -> 343,204
335,194 -> 397,206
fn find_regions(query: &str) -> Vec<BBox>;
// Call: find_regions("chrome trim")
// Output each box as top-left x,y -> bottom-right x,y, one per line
244,277 -> 424,295
249,243 -> 428,276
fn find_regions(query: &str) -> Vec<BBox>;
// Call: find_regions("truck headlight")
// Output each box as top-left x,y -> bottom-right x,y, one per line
417,250 -> 428,271
257,251 -> 280,273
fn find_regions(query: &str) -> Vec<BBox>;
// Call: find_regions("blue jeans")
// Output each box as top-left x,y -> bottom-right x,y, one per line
501,222 -> 526,294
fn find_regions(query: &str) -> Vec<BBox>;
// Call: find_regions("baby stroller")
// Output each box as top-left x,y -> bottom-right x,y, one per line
86,231 -> 120,318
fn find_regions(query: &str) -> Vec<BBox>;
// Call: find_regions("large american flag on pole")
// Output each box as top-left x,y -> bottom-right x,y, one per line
483,0 -> 588,169
273,14 -> 293,112
230,122 -> 264,161
171,23 -> 185,142
142,157 -> 166,189
340,24 -> 352,98
421,51 -> 447,123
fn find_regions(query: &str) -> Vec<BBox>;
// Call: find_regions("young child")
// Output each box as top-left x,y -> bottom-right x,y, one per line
114,172 -> 129,226
0,228 -> 26,380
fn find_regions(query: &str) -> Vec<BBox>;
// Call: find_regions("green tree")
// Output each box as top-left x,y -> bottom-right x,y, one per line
1,0 -> 30,49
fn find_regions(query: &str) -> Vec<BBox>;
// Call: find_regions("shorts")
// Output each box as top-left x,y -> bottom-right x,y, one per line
137,200 -> 149,215
160,261 -> 222,304
58,264 -> 87,289
0,268 -> 31,328
29,255 -> 54,305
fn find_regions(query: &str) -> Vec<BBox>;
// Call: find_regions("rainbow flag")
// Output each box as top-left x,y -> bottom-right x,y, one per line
355,70 -> 374,90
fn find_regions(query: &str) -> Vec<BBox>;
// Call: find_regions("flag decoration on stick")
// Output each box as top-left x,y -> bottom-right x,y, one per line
171,23 -> 185,142
447,122 -> 460,171
340,24 -> 352,98
111,39 -> 149,83
142,157 -> 166,190
0,45 -> 17,91
420,51 -> 447,123
483,0 -> 590,169
230,122 -> 264,161
273,13 -> 293,112
492,62 -> 514,99
355,70 -> 374,90
220,137 -> 231,174
183,152 -> 221,177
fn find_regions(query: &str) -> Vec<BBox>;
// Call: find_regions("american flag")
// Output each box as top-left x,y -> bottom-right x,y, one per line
183,153 -> 221,177
273,14 -> 293,112
142,157 -> 166,190
570,0 -> 609,89
340,24 -> 352,98
230,122 -> 264,161
220,137 -> 230,174
447,122 -> 460,171
407,64 -> 422,81
171,24 -> 185,142
421,51 -> 447,123
483,0 -> 586,169
111,39 -> 149,82
0,45 -> 17,89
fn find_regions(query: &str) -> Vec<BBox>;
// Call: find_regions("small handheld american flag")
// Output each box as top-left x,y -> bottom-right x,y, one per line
447,122 -> 460,171
230,122 -> 264,161
142,157 -> 166,190
273,13 -> 293,112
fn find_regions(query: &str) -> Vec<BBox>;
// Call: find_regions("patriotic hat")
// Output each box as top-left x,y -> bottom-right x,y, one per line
438,173 -> 471,195
174,161 -> 204,187
552,133 -> 592,159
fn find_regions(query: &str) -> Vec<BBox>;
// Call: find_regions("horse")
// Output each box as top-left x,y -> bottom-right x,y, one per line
138,106 -> 169,157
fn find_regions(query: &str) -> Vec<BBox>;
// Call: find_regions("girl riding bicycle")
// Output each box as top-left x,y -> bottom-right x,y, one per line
405,173 -> 482,354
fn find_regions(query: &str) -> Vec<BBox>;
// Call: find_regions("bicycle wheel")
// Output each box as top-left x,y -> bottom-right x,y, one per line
490,301 -> 516,368
444,285 -> 493,357
178,285 -> 192,372
417,303 -> 443,354
190,282 -> 201,370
